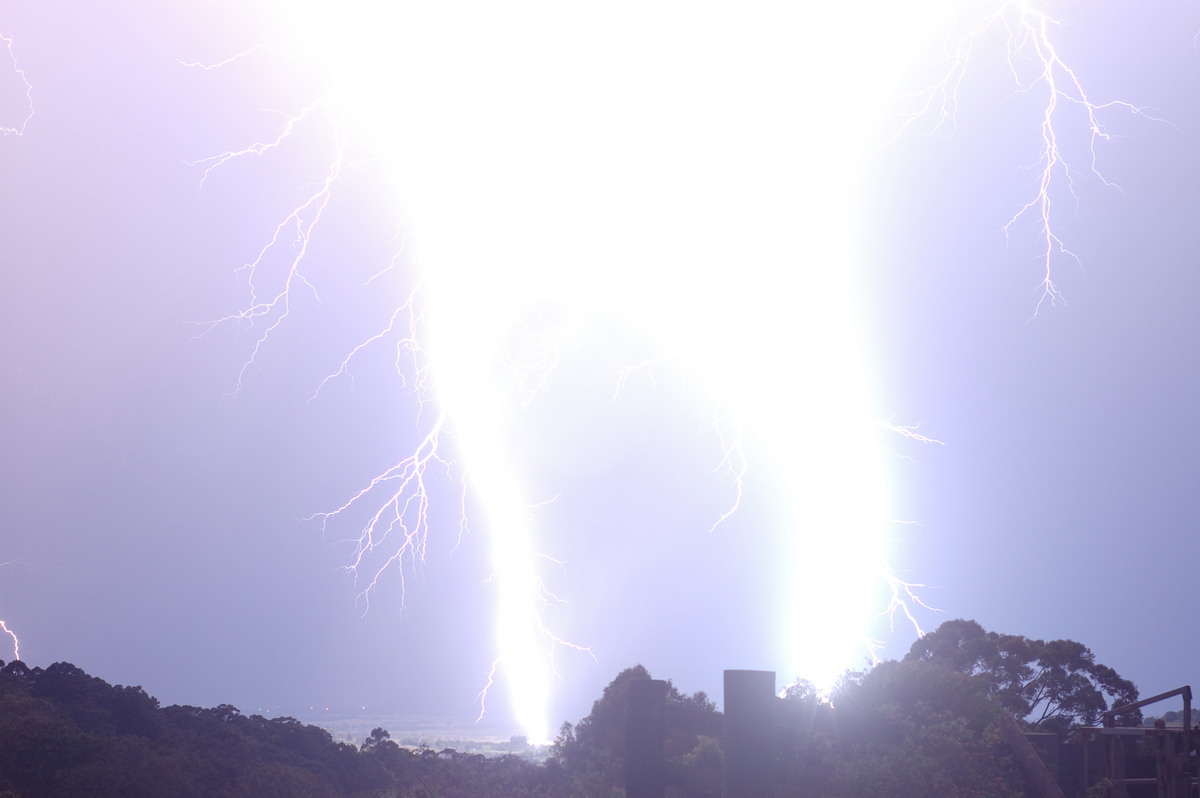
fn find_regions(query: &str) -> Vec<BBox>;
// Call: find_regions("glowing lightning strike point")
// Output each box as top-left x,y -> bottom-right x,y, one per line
1,32 -> 34,136
906,1 -> 1165,313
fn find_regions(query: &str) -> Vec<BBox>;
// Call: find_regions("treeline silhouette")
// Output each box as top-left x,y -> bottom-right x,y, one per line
0,619 -> 1145,797
0,659 -> 552,797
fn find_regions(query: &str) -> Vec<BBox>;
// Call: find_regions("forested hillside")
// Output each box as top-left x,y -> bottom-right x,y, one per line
0,659 -> 550,797
0,619 -> 1145,797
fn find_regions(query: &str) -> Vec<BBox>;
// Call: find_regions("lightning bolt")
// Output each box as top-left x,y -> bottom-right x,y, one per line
1,31 -> 33,136
903,0 -> 1164,312
1,32 -> 30,664
0,620 -> 17,662
182,0 -> 1166,742
188,6 -> 943,739
0,560 -> 19,663
185,93 -> 345,396
184,43 -> 582,740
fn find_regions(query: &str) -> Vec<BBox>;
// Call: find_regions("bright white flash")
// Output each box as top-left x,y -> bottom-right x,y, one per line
196,0 -> 1141,740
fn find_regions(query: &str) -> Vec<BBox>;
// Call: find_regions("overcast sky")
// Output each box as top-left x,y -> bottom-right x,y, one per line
3,2 -> 1200,737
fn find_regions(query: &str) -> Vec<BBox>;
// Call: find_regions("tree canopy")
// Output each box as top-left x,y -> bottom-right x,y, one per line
817,658 -> 1027,797
904,618 -> 1141,732
550,664 -> 721,795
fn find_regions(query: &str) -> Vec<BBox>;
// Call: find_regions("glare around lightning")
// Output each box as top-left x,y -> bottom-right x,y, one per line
285,2 -> 941,730
195,0 -> 1151,742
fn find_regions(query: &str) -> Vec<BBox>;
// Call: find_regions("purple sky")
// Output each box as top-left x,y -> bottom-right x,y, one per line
4,2 -> 1200,735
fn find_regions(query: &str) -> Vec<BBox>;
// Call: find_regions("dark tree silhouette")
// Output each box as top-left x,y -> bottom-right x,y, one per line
905,618 -> 1140,732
